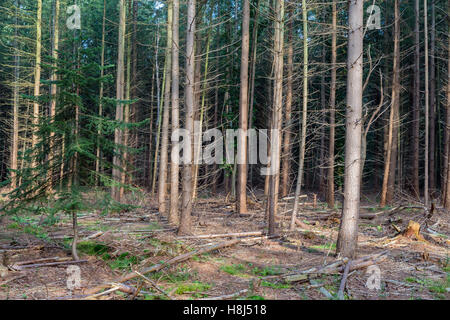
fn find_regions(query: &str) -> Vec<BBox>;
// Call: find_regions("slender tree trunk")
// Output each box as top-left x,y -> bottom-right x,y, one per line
290,0 -> 307,231
169,0 -> 180,225
336,0 -> 363,259
178,0 -> 196,235
327,0 -> 337,209
237,0 -> 250,214
412,0 -> 421,199
381,0 -> 400,207
444,0 -> 450,209
248,0 -> 260,187
281,4 -> 293,198
424,0 -> 430,206
112,0 -> 126,202
158,1 -> 173,215
11,0 -> 20,190
429,0 -> 436,193
120,2 -> 133,200
32,0 -> 42,172
267,0 -> 284,235
95,0 -> 106,187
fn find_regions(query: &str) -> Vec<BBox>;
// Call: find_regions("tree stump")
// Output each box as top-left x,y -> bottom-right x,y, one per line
402,220 -> 426,242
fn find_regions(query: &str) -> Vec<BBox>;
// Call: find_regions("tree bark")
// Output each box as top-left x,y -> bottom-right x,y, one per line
268,0 -> 284,236
411,0 -> 421,199
381,0 -> 400,207
32,0 -> 42,172
178,0 -> 196,235
281,4 -> 294,198
169,0 -> 180,225
327,0 -> 337,209
424,0 -> 430,206
336,0 -> 363,259
429,0 -> 436,192
158,1 -> 173,215
237,0 -> 250,214
112,0 -> 126,202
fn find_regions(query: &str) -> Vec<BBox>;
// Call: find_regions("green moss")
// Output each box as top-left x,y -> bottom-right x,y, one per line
77,241 -> 110,256
220,264 -> 247,276
260,280 -> 291,289
175,281 -> 211,295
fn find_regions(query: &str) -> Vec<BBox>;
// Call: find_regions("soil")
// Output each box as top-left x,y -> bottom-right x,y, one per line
0,191 -> 449,300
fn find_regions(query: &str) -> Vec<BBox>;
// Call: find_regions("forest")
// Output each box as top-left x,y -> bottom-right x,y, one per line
0,0 -> 449,301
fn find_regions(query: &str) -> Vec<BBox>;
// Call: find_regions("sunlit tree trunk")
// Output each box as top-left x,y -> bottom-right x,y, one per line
158,0 -> 173,215
381,0 -> 400,207
169,0 -> 180,225
268,0 -> 284,235
112,0 -> 126,202
290,0 -> 307,231
11,0 -> 21,190
178,0 -> 196,235
424,0 -> 430,206
411,0 -> 421,199
327,0 -> 337,209
95,0 -> 106,187
31,0 -> 42,172
429,0 -> 436,192
336,0 -> 363,258
281,4 -> 293,198
237,0 -> 250,214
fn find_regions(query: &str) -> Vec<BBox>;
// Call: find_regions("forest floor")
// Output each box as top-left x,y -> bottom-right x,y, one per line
0,190 -> 449,300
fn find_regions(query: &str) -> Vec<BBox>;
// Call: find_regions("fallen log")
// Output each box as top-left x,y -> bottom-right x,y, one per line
200,289 -> 249,300
284,251 -> 388,282
84,239 -> 240,295
178,231 -> 263,240
337,260 -> 352,300
11,259 -> 87,270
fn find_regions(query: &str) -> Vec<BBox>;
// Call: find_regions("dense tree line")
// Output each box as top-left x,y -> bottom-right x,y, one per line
0,0 -> 449,258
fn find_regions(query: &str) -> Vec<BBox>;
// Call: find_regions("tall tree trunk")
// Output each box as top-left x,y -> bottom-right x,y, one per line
11,0 -> 21,189
268,0 -> 284,236
336,0 -> 363,258
120,1 -> 132,200
95,0 -> 106,187
411,0 -> 421,199
112,0 -> 126,202
381,0 -> 400,207
424,0 -> 430,206
289,0 -> 307,231
327,0 -> 337,209
158,0 -> 173,215
237,0 -> 250,214
281,4 -> 293,198
169,0 -> 180,225
32,0 -> 42,172
444,0 -> 450,209
429,0 -> 436,193
178,0 -> 196,235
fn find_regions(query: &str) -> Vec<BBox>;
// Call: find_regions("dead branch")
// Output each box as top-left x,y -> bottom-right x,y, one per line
85,239 -> 240,295
177,231 -> 263,239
